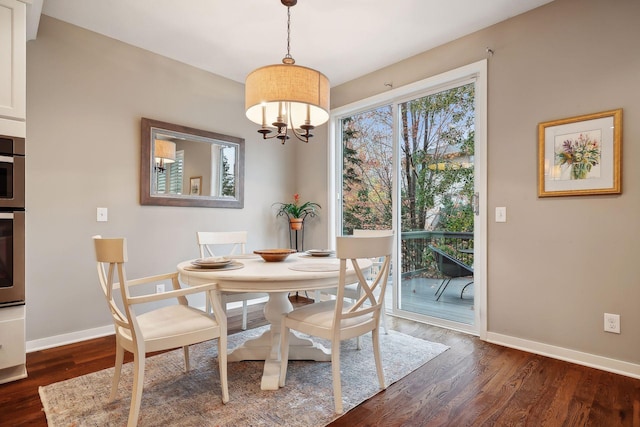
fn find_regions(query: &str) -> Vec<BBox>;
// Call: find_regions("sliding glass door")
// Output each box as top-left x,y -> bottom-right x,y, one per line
397,83 -> 476,327
331,62 -> 486,334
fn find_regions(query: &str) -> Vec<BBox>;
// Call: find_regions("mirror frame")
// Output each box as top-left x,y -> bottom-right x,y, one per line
140,117 -> 245,208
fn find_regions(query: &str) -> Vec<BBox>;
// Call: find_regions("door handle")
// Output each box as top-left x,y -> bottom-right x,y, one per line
472,192 -> 479,215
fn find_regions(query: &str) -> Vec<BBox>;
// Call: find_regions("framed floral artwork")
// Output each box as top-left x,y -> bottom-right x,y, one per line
538,109 -> 622,197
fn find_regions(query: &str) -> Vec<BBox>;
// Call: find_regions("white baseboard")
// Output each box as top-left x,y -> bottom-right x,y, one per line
31,309 -> 639,380
27,324 -> 115,352
25,299 -> 269,352
486,331 -> 640,380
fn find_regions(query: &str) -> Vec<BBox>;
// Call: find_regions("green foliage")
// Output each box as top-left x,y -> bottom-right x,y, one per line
401,84 -> 475,232
439,197 -> 474,232
342,117 -> 363,193
221,155 -> 235,196
341,83 -> 475,235
341,110 -> 393,233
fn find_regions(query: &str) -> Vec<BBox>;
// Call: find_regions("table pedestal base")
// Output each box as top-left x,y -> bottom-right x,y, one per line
227,291 -> 331,390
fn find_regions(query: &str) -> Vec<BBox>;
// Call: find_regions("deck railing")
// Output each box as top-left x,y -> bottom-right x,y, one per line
400,230 -> 473,277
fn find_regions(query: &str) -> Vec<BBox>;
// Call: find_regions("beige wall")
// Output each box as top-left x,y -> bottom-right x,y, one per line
329,0 -> 640,368
25,16 -> 327,343
25,0 -> 640,374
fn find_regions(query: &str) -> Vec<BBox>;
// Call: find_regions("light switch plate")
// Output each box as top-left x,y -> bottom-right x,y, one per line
97,207 -> 108,222
495,206 -> 506,222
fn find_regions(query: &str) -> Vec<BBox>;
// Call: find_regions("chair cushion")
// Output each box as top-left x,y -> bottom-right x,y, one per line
118,305 -> 220,349
285,300 -> 374,333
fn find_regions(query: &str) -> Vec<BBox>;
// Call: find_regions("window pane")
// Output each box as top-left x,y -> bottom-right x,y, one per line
340,105 -> 393,234
399,83 -> 475,233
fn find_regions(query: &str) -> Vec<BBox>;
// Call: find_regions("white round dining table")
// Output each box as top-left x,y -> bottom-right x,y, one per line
177,252 -> 371,390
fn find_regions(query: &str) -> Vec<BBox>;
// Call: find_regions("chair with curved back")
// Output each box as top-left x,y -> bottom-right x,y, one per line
279,234 -> 393,414
196,231 -> 266,330
429,244 -> 474,301
93,236 -> 228,427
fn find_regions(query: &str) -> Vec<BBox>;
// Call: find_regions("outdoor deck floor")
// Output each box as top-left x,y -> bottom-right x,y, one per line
394,276 -> 475,325
308,274 -> 475,327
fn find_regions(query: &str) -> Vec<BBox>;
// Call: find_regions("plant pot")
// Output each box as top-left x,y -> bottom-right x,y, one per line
289,218 -> 303,230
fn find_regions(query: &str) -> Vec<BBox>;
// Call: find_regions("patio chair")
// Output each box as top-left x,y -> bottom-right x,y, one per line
279,234 -> 393,414
93,236 -> 228,426
429,245 -> 474,301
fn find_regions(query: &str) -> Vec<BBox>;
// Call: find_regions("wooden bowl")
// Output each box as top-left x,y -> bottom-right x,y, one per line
253,249 -> 296,262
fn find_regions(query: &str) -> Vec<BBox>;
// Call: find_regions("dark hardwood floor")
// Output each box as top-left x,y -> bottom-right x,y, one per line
2,295 -> 639,426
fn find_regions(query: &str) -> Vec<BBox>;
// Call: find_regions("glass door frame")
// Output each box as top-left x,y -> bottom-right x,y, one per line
328,60 -> 487,339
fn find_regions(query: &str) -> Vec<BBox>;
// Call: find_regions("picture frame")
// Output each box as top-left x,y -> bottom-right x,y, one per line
537,109 -> 622,197
189,176 -> 202,195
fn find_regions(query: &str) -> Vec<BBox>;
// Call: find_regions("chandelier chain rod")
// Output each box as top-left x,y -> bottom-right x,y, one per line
285,6 -> 292,61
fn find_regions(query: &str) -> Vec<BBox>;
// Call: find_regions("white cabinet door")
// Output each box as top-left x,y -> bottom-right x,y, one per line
0,316 -> 25,369
0,0 -> 26,125
0,305 -> 26,384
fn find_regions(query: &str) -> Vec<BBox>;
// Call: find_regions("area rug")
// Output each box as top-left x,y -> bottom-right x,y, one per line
39,326 -> 448,426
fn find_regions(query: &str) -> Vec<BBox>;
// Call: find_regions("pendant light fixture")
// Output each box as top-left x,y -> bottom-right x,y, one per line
245,0 -> 330,144
153,139 -> 176,173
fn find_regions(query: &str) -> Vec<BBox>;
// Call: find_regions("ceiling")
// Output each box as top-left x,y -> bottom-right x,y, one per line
36,0 -> 554,87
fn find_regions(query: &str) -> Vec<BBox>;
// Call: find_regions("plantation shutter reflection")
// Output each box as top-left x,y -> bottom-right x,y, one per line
156,150 -> 184,194
169,151 -> 184,194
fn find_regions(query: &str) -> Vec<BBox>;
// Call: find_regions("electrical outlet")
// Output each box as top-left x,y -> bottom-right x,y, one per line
604,313 -> 620,334
156,284 -> 165,294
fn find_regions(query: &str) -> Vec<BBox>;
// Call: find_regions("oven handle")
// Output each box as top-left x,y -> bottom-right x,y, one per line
0,213 -> 14,219
0,155 -> 14,163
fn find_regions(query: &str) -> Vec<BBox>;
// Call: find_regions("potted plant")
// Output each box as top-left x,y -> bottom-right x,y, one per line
274,193 -> 321,230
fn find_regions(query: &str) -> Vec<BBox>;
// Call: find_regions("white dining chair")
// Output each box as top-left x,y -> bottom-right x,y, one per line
196,231 -> 266,330
317,229 -> 392,344
93,236 -> 228,427
279,234 -> 393,414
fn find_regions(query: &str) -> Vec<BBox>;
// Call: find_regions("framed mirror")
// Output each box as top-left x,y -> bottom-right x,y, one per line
140,118 -> 244,208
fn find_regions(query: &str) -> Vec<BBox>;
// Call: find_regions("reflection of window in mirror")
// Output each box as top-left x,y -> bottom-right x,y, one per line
220,147 -> 236,197
156,151 -> 184,194
208,145 -> 237,197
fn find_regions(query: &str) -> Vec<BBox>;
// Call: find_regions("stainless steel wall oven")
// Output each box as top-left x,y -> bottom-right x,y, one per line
0,135 -> 25,308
